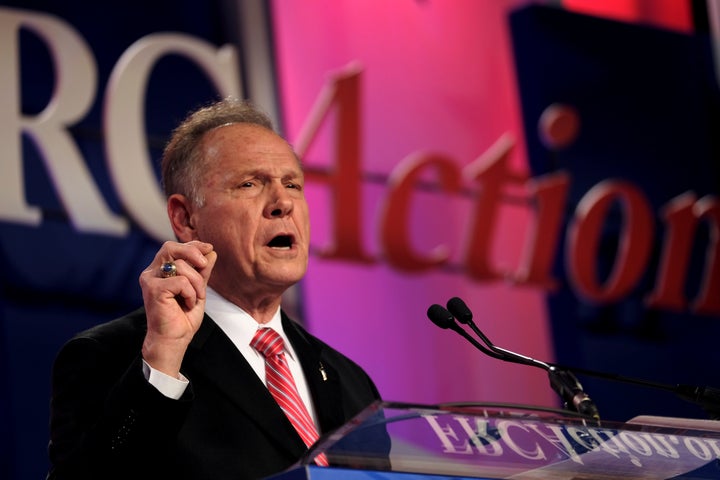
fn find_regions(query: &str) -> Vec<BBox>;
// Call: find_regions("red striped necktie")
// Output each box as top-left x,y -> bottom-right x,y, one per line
251,328 -> 329,466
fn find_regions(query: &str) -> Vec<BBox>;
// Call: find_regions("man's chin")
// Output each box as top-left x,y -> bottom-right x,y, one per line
262,265 -> 307,288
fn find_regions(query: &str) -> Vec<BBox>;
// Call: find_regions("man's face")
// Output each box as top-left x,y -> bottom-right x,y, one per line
189,123 -> 310,304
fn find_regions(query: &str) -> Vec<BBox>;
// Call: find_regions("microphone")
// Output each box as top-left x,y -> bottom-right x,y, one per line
426,304 -> 456,329
446,297 -> 550,369
427,304 -> 505,361
435,297 -> 600,420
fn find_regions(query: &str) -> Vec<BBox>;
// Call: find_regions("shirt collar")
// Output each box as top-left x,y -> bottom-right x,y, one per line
204,287 -> 295,360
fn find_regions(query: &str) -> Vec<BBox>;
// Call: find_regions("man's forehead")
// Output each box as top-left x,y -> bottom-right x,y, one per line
202,124 -> 298,158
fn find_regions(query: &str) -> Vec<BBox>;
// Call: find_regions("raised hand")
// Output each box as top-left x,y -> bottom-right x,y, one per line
139,240 -> 217,378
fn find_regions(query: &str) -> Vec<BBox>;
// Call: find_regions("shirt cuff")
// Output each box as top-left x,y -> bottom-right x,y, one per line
142,359 -> 189,400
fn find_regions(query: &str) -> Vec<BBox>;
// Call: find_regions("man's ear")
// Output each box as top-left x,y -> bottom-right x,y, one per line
167,194 -> 198,242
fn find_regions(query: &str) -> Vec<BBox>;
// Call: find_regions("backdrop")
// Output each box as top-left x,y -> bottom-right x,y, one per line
1,1 -> 718,479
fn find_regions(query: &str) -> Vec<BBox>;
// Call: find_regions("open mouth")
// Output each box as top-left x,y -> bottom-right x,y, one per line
267,235 -> 293,250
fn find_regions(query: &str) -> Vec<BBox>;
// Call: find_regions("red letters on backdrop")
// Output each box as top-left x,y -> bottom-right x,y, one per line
297,67 -> 720,315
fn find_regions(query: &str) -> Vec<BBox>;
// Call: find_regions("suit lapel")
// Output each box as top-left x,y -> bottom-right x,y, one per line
282,313 -> 345,434
183,314 -> 306,457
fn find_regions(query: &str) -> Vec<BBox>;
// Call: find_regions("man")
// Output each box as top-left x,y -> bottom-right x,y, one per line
47,98 -> 384,480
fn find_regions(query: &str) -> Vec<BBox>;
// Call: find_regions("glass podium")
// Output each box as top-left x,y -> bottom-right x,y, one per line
268,401 -> 720,479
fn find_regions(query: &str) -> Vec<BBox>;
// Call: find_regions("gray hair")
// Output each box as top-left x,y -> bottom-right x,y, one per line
161,97 -> 275,206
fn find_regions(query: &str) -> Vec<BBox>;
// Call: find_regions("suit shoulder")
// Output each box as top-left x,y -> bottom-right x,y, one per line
50,308 -> 148,386
59,307 -> 147,358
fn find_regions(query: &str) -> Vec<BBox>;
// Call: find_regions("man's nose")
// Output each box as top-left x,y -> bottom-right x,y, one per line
264,184 -> 294,218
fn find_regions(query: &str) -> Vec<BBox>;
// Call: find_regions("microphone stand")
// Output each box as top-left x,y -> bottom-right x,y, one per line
429,301 -> 601,421
432,297 -> 720,421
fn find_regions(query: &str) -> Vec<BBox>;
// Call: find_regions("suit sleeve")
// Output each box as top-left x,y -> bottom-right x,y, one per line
47,335 -> 193,480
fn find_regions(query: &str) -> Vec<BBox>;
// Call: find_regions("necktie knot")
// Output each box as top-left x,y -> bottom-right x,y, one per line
251,328 -> 284,358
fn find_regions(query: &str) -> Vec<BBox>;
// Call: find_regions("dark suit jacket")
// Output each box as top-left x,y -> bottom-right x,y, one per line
47,308 -> 383,480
